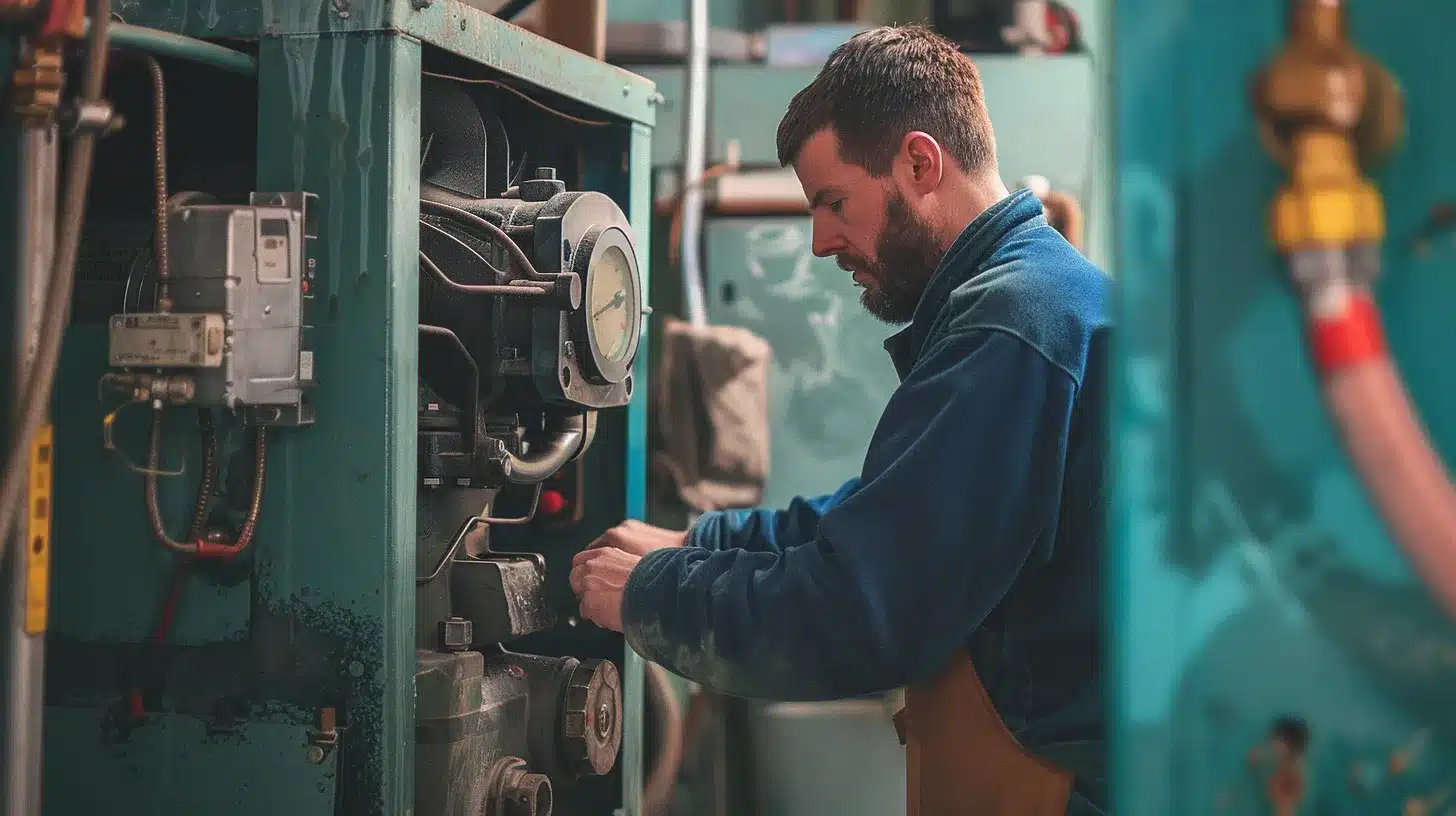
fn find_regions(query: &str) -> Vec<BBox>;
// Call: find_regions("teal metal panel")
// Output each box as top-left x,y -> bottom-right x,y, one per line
41,30 -> 421,816
703,217 -> 901,507
42,711 -> 339,812
398,3 -> 657,126
629,67 -> 683,168
48,328 -> 252,641
103,0 -> 409,36
1112,2 -> 1456,814
252,31 -> 421,815
620,118 -> 654,816
108,0 -> 657,126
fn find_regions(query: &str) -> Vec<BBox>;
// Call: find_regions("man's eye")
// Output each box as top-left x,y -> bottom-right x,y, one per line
829,199 -> 845,214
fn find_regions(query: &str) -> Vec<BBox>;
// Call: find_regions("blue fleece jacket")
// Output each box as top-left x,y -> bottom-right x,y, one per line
623,190 -> 1110,803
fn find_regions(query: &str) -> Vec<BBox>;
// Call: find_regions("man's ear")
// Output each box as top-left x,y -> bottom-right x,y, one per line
899,131 -> 944,195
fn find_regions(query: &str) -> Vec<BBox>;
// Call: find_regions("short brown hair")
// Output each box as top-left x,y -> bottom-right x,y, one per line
775,25 -> 997,177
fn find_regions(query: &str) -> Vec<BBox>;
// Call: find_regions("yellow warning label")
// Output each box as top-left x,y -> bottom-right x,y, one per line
24,423 -> 52,635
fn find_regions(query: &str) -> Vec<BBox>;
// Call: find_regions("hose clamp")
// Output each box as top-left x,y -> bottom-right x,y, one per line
61,98 -> 123,138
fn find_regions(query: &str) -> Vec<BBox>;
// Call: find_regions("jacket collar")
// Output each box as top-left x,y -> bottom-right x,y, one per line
883,188 -> 1046,378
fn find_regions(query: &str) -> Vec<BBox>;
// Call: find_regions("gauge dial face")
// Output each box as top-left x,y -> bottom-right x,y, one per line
587,244 -> 638,364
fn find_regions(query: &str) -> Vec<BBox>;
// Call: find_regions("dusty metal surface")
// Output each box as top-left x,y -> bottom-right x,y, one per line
108,0 -> 657,126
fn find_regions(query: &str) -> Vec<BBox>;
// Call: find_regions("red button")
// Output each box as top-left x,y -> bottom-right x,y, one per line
539,489 -> 568,515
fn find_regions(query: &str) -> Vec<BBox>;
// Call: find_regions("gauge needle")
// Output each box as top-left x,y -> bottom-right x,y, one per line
594,290 -> 625,318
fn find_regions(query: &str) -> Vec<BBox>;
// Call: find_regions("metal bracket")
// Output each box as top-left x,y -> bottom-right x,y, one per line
305,707 -> 341,765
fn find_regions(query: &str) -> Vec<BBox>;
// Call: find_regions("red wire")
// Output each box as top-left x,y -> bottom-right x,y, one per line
129,560 -> 190,719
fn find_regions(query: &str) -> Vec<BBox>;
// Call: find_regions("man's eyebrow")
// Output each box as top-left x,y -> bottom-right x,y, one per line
809,188 -> 842,209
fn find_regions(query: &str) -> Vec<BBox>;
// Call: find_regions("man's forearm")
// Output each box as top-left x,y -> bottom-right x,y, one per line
686,479 -> 859,555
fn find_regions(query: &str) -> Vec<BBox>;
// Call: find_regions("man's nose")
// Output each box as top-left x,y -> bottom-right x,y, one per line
810,221 -> 844,258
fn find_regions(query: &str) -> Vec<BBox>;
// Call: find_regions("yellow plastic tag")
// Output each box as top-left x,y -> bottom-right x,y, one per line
24,423 -> 53,635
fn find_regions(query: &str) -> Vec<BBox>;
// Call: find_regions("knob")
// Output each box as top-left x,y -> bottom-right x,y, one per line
559,658 -> 622,778
539,489 -> 567,516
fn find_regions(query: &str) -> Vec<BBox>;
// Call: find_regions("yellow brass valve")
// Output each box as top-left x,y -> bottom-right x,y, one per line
1252,0 -> 1405,252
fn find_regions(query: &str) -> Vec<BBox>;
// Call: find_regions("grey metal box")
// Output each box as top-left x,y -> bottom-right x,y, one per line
109,192 -> 318,426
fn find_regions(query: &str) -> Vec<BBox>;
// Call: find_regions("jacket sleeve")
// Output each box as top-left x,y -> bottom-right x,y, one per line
620,329 -> 1079,700
687,478 -> 862,554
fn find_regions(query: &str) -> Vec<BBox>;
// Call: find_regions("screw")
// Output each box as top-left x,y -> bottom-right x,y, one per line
596,701 -> 613,739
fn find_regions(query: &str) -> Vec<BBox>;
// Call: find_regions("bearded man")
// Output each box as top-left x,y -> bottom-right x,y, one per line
571,24 -> 1111,815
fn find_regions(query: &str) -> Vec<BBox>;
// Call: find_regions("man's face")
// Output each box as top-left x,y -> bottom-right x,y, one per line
792,129 -> 944,325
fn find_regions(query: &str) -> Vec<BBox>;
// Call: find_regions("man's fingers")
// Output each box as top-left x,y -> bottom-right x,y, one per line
586,527 -> 625,550
579,594 -> 608,628
570,549 -> 612,593
578,590 -> 621,632
573,548 -> 602,568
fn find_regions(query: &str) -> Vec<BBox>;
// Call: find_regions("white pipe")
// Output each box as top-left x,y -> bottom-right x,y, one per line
1298,271 -> 1456,619
4,121 -> 58,816
679,0 -> 711,328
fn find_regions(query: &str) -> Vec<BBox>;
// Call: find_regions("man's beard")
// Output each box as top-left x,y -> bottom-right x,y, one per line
838,191 -> 944,325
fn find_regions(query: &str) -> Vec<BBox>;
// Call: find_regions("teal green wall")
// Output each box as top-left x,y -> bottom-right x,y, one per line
609,0 -> 755,28
1112,2 -> 1456,813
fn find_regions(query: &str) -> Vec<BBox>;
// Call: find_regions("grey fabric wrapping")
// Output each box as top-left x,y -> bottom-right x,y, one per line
651,317 -> 773,513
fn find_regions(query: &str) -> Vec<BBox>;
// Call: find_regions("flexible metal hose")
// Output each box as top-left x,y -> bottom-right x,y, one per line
226,428 -> 268,554
142,56 -> 171,309
145,409 -> 217,551
0,0 -> 112,565
188,413 -> 217,540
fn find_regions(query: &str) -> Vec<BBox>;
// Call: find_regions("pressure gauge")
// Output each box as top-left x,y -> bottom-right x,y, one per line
571,225 -> 642,386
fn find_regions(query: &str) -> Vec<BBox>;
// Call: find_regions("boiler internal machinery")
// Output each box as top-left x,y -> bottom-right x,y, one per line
0,2 -> 657,814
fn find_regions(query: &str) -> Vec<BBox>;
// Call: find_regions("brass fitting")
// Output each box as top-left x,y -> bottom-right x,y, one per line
101,372 -> 197,405
1252,0 -> 1405,252
11,43 -> 64,122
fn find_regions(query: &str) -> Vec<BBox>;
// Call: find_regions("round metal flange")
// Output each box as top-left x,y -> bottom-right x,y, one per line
558,658 -> 622,778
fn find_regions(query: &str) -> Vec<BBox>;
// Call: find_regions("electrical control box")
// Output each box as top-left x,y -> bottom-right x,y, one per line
105,192 -> 318,426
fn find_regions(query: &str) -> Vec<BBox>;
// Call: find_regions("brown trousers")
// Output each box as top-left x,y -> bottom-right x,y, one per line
897,650 -> 1073,815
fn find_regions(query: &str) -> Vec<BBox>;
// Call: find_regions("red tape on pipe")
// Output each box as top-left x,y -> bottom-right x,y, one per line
1310,292 -> 1387,375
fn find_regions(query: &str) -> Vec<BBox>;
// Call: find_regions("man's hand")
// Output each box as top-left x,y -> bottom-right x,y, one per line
587,519 -> 688,557
570,547 -> 643,633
